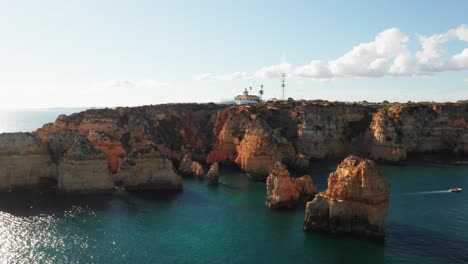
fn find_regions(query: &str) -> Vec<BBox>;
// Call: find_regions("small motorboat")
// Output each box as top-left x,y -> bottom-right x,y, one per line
449,188 -> 462,193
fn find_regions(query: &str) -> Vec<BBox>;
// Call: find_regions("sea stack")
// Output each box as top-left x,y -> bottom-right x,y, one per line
266,162 -> 317,209
303,155 -> 390,239
179,153 -> 204,179
206,162 -> 219,185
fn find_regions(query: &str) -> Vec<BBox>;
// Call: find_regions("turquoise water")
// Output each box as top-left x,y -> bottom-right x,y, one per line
0,110 -> 467,263
0,164 -> 467,263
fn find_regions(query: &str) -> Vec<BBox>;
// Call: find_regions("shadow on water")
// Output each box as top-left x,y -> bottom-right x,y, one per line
130,188 -> 212,208
217,182 -> 241,190
128,189 -> 183,203
0,190 -> 117,217
386,222 -> 468,263
302,231 -> 385,264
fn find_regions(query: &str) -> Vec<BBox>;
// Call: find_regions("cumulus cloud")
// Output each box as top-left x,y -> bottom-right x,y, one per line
196,25 -> 468,81
295,60 -> 332,79
254,63 -> 292,78
329,28 -> 410,77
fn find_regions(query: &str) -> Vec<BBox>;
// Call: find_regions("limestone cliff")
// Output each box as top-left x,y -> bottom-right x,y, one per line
117,147 -> 183,190
303,156 -> 390,238
369,104 -> 468,161
55,133 -> 114,194
32,102 -> 468,180
1,101 -> 467,192
266,162 -> 317,209
0,133 -> 55,191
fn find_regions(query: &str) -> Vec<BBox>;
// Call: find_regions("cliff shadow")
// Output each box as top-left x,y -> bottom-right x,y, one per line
0,190 -> 119,217
127,189 -> 183,203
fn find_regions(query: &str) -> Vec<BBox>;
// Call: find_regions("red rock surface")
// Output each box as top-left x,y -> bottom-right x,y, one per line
266,162 -> 317,209
179,153 -> 204,178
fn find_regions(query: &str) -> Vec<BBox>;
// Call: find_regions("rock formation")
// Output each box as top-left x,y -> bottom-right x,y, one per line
1,101 -> 468,192
0,133 -> 55,191
117,146 -> 183,190
179,153 -> 204,178
55,133 -> 114,193
266,162 -> 317,209
368,104 -> 468,161
303,155 -> 390,238
206,162 -> 219,185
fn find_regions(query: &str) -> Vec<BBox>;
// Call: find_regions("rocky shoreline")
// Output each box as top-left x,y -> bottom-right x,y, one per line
1,101 -> 467,192
0,100 -> 466,238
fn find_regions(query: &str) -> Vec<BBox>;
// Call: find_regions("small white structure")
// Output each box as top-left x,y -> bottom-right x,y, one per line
234,88 -> 261,105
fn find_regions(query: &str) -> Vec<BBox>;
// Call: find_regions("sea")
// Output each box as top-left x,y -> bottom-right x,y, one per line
0,109 -> 467,264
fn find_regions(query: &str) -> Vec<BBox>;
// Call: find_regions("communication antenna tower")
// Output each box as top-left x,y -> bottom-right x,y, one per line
281,73 -> 286,100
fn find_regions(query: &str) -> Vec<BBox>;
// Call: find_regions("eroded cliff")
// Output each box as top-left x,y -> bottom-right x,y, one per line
1,101 -> 467,192
303,155 -> 390,238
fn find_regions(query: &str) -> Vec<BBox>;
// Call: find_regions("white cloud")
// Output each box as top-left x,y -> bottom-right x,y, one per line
254,62 -> 292,79
416,24 -> 468,72
449,24 -> 468,42
295,60 -> 332,79
464,78 -> 468,82
329,28 -> 410,77
196,25 -> 468,81
416,33 -> 450,63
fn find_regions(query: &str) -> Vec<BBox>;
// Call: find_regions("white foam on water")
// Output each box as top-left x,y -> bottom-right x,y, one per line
399,190 -> 450,195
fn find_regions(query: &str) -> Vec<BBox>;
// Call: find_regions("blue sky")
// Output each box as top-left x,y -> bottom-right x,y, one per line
0,0 -> 467,108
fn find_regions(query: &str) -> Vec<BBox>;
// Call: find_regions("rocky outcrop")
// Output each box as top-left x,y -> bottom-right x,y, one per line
55,133 -> 114,194
295,103 -> 372,159
179,153 -> 204,178
369,104 -> 468,161
303,156 -> 390,239
116,147 -> 182,190
206,162 -> 219,185
30,102 -> 468,181
0,133 -> 55,191
235,119 -> 295,180
2,101 -> 467,192
266,162 -> 317,209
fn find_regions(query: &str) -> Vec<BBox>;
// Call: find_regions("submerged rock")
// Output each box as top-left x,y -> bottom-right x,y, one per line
266,162 -> 317,209
303,155 -> 390,239
206,162 -> 219,185
179,153 -> 204,178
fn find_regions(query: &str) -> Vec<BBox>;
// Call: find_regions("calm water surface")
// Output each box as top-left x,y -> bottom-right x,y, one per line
0,110 -> 467,264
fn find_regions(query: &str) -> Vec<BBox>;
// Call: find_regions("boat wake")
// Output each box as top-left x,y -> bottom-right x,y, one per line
400,190 -> 449,195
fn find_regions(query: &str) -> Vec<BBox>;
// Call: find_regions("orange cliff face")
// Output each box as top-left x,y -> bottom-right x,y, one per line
35,110 -> 128,173
23,101 -> 468,184
34,105 -> 220,174
266,162 -> 317,209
